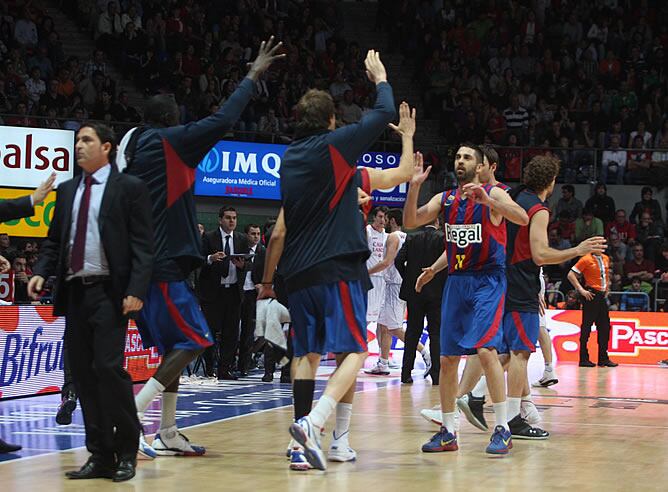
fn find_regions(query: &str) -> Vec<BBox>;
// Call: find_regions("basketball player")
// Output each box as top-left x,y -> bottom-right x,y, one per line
366,206 -> 389,370
533,269 -> 559,387
366,208 -> 431,380
501,155 -> 605,439
116,37 -> 284,457
258,51 -> 416,471
405,145 -> 529,455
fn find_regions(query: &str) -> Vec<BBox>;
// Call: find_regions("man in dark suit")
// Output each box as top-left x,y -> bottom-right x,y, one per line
238,223 -> 264,375
395,217 -> 446,384
28,123 -> 153,482
0,172 -> 55,454
199,206 -> 250,379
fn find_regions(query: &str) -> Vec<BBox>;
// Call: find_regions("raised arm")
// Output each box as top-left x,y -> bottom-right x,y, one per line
403,152 -> 442,229
462,184 -> 529,226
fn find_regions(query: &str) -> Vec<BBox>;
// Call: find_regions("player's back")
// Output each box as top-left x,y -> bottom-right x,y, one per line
383,230 -> 407,284
441,186 -> 506,275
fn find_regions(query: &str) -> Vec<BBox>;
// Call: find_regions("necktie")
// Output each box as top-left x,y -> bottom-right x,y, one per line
71,174 -> 93,273
221,235 -> 231,278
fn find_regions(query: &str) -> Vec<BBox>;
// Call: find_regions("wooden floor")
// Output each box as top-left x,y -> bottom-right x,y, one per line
2,362 -> 667,491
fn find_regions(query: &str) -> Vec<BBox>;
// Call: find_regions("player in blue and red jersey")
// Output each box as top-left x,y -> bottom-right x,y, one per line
404,145 -> 529,455
503,155 -> 605,439
116,38 -> 285,458
257,51 -> 416,471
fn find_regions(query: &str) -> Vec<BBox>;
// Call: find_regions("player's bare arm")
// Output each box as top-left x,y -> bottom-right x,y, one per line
530,210 -> 607,266
366,101 -> 415,192
257,208 -> 286,300
567,269 -> 594,301
403,152 -> 441,229
463,184 -> 529,226
368,231 -> 400,275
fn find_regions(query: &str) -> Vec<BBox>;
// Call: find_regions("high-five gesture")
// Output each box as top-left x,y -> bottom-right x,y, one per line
575,236 -> 607,257
32,172 -> 56,205
410,152 -> 431,185
364,50 -> 387,85
389,101 -> 416,138
247,36 -> 286,81
462,183 -> 492,206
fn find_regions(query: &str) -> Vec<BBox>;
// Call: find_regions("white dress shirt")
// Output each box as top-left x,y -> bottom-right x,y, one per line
219,228 -> 237,285
68,164 -> 111,277
243,244 -> 257,291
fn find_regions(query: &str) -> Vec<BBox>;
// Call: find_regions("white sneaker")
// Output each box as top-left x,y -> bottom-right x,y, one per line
328,432 -> 357,462
364,360 -> 390,375
420,407 -> 459,431
152,425 -> 206,456
521,399 -> 542,426
388,357 -> 400,369
137,430 -> 157,460
289,416 -> 326,470
421,351 -> 432,378
532,368 -> 558,387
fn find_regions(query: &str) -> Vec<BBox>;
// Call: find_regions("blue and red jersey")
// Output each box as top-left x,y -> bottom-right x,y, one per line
440,184 -> 507,275
495,181 -> 511,192
505,189 -> 550,312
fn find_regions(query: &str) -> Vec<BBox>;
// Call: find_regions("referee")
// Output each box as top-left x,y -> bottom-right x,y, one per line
567,252 -> 618,367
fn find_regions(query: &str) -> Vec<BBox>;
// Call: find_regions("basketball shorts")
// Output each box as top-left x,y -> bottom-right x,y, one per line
502,311 -> 539,352
377,283 -> 406,329
440,270 -> 506,356
366,275 -> 386,323
136,280 -> 214,355
288,279 -> 368,357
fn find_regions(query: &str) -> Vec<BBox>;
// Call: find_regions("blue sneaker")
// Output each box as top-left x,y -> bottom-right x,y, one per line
421,427 -> 458,453
486,425 -> 512,455
137,431 -> 157,459
289,447 -> 313,471
289,417 -> 326,470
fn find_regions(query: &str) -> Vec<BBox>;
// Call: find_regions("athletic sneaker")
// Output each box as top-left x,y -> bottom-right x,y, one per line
286,438 -> 297,458
421,351 -> 432,378
152,426 -> 206,456
520,399 -> 542,426
138,430 -> 157,460
659,359 -> 668,368
532,368 -> 559,387
388,357 -> 400,369
508,414 -> 549,440
289,447 -> 313,471
289,416 -> 326,471
328,432 -> 357,462
421,427 -> 458,452
419,407 -> 460,431
456,393 -> 488,431
485,425 -> 513,455
364,360 -> 390,375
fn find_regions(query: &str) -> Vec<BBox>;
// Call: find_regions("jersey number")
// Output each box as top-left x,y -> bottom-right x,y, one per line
454,254 -> 465,270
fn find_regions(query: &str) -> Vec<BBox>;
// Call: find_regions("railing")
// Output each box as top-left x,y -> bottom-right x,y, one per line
545,289 -> 566,306
545,289 -> 653,311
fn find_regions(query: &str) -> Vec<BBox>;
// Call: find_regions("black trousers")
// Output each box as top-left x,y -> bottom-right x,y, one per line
402,296 -> 441,383
238,289 -> 257,372
61,338 -> 76,398
65,280 -> 139,464
579,291 -> 611,363
202,285 -> 241,373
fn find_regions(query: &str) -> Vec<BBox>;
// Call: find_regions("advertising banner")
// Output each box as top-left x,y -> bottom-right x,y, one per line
0,189 -> 56,237
0,305 -> 161,400
0,271 -> 14,303
0,126 -> 74,188
195,140 -> 405,204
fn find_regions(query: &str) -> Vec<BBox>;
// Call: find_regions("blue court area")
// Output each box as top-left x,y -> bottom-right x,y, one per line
0,368 -> 396,464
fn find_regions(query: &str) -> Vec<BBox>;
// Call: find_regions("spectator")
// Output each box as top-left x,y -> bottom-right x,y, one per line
549,210 -> 577,244
13,8 -> 38,49
10,253 -> 29,304
111,91 -> 140,123
552,184 -> 583,223
584,183 -> 616,224
620,278 -> 649,312
503,93 -> 529,133
629,187 -> 662,225
624,244 -> 655,284
629,121 -> 653,148
606,209 -> 637,245
24,67 -> 46,106
575,208 -> 604,244
0,233 -> 12,256
600,134 -> 626,184
626,135 -> 652,184
636,212 -> 664,262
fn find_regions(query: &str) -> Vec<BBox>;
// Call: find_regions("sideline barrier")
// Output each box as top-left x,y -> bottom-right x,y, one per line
0,304 -> 160,400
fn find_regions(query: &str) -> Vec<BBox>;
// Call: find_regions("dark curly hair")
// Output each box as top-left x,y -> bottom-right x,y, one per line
523,155 -> 561,193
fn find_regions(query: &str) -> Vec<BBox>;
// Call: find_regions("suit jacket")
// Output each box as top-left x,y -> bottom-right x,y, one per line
244,242 -> 265,289
0,195 -> 34,223
199,229 -> 249,302
395,225 -> 447,302
251,242 -> 288,305
33,168 -> 154,316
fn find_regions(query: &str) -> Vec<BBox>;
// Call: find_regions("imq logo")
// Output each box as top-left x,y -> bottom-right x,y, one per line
198,146 -> 281,178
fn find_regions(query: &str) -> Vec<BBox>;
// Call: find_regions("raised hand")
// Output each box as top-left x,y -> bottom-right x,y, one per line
576,236 -> 607,257
462,183 -> 491,205
247,36 -> 286,81
388,101 -> 416,138
32,172 -> 56,205
410,152 -> 431,185
27,275 -> 45,299
364,50 -> 387,84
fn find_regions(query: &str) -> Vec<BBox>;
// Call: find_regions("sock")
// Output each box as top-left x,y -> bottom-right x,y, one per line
493,401 -> 509,431
333,402 -> 353,440
544,363 -> 553,372
135,378 -> 165,418
379,357 -> 389,365
293,379 -> 315,421
420,347 -> 428,356
507,397 -> 521,420
441,412 -> 457,433
471,376 -> 487,398
160,392 -> 178,430
309,395 -> 337,429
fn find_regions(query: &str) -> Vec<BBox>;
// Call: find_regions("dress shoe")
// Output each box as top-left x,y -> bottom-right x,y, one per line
598,359 -> 618,367
279,373 -> 291,384
65,459 -> 114,479
261,373 -> 273,382
0,438 -> 21,453
401,375 -> 413,384
56,393 -> 77,425
113,459 -> 136,482
579,360 -> 596,367
217,370 -> 238,381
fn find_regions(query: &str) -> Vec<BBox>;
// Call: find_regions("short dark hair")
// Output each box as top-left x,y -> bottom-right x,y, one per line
144,94 -> 179,127
387,208 -> 403,227
562,184 -> 575,194
480,144 -> 499,168
245,223 -> 261,233
458,143 -> 484,164
218,206 -> 236,217
295,89 -> 335,134
79,121 -> 116,163
370,206 -> 388,218
523,155 -> 560,193
641,186 -> 652,195
582,207 -> 594,217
